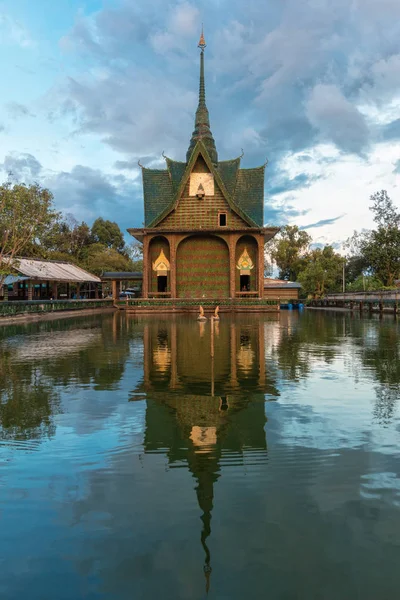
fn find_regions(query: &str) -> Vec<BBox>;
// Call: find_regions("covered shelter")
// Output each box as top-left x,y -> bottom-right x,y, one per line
101,272 -> 143,300
1,258 -> 101,301
264,278 -> 302,302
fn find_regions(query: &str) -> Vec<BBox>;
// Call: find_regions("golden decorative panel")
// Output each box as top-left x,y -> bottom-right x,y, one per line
236,247 -> 254,275
152,249 -> 170,275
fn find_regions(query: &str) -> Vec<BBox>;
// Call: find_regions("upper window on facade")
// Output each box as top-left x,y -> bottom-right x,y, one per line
219,213 -> 227,227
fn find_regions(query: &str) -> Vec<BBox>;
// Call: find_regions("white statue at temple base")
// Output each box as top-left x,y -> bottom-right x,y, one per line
197,305 -> 207,321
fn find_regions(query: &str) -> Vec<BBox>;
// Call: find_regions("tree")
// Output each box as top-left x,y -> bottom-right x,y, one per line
270,225 -> 311,281
346,191 -> 400,287
84,243 -> 134,276
127,241 -> 143,272
0,181 -> 57,286
346,274 -> 384,292
362,191 -> 400,286
298,245 -> 344,298
91,218 -> 125,252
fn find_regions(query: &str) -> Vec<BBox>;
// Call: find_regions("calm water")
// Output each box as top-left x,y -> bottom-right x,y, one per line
0,311 -> 400,599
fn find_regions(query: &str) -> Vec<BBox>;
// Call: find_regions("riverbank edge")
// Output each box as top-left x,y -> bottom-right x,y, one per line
0,306 -> 116,326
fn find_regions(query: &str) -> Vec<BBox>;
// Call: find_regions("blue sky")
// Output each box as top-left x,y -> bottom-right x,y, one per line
0,0 -> 399,248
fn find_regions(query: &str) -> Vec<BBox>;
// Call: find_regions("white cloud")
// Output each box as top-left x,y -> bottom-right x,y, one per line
306,84 -> 369,154
150,2 -> 199,54
0,13 -> 34,48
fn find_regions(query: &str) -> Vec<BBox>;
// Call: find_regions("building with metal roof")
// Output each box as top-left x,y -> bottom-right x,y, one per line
264,278 -> 302,301
2,258 -> 101,302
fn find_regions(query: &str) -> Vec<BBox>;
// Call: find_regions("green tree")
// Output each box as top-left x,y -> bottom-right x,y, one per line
298,245 -> 344,298
270,225 -> 311,281
91,218 -> 125,252
84,243 -> 133,275
362,191 -> 400,286
0,181 -> 57,285
346,274 -> 384,292
346,191 -> 400,287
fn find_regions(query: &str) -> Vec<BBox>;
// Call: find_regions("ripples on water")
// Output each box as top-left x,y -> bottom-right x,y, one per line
0,311 -> 399,599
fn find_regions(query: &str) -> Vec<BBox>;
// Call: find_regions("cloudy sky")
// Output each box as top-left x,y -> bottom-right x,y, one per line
0,0 -> 399,248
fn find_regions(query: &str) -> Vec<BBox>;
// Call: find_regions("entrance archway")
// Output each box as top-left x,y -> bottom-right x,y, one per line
176,235 -> 229,298
149,236 -> 170,294
235,235 -> 258,293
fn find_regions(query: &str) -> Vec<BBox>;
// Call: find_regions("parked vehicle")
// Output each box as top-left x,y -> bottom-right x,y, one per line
119,291 -> 135,299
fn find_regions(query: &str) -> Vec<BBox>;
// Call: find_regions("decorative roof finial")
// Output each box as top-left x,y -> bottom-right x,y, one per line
198,24 -> 206,51
186,26 -> 218,164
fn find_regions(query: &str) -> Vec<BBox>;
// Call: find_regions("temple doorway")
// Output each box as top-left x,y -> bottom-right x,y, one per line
157,275 -> 168,293
240,274 -> 250,291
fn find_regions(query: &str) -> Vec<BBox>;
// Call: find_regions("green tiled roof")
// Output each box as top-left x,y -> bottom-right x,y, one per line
234,167 -> 265,227
142,150 -> 265,228
165,158 -> 186,193
142,168 -> 173,226
217,158 -> 240,196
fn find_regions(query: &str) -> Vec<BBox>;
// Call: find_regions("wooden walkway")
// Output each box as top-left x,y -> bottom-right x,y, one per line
309,291 -> 400,314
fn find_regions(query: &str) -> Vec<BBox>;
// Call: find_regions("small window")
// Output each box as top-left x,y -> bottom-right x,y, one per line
219,212 -> 227,227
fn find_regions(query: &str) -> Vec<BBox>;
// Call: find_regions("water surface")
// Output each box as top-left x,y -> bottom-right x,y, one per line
0,311 -> 399,599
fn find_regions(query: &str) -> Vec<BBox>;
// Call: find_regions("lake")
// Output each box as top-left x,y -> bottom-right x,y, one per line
0,310 -> 399,599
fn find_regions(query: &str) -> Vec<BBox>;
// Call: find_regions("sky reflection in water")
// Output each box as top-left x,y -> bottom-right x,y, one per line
0,311 -> 399,600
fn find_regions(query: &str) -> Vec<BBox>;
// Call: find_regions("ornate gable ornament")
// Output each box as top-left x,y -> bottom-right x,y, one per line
236,248 -> 254,275
152,249 -> 170,276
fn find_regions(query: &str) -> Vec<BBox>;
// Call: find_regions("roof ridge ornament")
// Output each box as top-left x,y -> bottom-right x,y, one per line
198,24 -> 206,50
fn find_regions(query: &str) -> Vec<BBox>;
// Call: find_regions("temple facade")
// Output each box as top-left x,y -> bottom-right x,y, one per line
128,31 -> 278,301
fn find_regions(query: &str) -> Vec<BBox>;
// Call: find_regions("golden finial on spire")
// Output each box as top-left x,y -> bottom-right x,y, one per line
198,24 -> 206,50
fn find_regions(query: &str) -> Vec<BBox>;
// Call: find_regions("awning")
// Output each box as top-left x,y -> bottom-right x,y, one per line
3,275 -> 29,285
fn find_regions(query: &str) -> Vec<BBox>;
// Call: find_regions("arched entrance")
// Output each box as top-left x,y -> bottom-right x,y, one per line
149,236 -> 170,295
235,235 -> 258,293
177,235 -> 229,298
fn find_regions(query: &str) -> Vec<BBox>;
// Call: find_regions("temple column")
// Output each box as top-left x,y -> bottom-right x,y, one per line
229,234 -> 236,299
170,236 -> 177,299
112,280 -> 118,302
3,285 -> 8,302
257,236 -> 265,298
142,235 -> 150,299
27,280 -> 33,301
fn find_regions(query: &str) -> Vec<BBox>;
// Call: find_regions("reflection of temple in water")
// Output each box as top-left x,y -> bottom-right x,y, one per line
131,316 -> 278,591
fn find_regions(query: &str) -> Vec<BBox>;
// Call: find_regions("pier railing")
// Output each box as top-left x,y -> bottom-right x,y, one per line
324,291 -> 400,302
308,290 -> 400,313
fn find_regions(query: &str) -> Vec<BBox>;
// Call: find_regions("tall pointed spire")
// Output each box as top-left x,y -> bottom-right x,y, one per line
186,28 -> 218,164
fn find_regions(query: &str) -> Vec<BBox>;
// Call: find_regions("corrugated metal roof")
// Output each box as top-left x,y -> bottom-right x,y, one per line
15,259 -> 100,283
264,278 -> 302,289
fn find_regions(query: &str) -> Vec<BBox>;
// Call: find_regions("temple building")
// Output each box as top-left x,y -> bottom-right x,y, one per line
128,31 -> 279,303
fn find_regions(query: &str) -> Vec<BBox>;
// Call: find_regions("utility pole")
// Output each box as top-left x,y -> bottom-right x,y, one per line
342,260 -> 346,293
